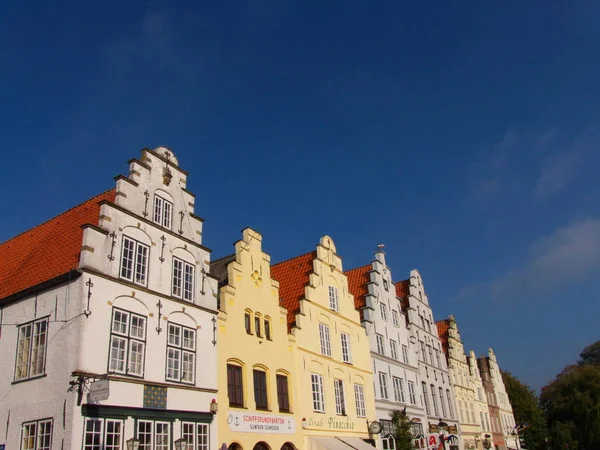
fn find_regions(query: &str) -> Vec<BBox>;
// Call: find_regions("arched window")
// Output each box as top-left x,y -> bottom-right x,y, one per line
281,444 -> 295,450
264,317 -> 272,340
254,314 -> 262,338
227,362 -> 244,407
253,442 -> 270,450
244,310 -> 252,334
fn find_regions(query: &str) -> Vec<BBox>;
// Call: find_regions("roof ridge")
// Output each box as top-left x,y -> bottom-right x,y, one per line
271,250 -> 316,268
0,188 -> 115,247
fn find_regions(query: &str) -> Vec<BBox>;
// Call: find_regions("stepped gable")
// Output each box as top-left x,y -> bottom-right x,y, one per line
0,189 -> 116,301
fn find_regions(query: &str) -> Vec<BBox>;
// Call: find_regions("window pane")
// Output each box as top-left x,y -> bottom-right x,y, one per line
163,200 -> 172,229
154,196 -> 164,225
30,320 -> 48,377
276,374 -> 289,412
129,340 -> 145,376
168,324 -> 181,346
167,348 -> 181,380
196,424 -> 209,450
253,370 -> 268,409
244,313 -> 251,334
155,422 -> 170,450
15,323 -> 32,380
227,364 -> 244,406
121,238 -> 135,280
183,263 -> 194,301
37,420 -> 53,450
109,336 -> 127,373
135,244 -> 148,285
84,419 -> 102,450
334,380 -> 345,415
21,423 -> 36,450
182,351 -> 195,383
311,374 -> 324,412
130,315 -> 146,339
264,320 -> 271,340
137,421 -> 153,450
354,384 -> 366,417
173,259 -> 183,297
113,311 -> 129,335
254,316 -> 261,337
182,423 -> 195,450
182,328 -> 196,351
105,420 -> 122,450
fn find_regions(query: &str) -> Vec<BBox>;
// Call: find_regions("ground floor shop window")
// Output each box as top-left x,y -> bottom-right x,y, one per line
84,418 -> 123,450
21,419 -> 53,450
137,420 -> 170,450
181,422 -> 209,450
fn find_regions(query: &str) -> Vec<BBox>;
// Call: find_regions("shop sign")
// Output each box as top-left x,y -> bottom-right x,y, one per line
448,425 -> 458,434
428,436 -> 437,446
227,412 -> 295,434
305,416 -> 357,431
88,380 -> 110,402
429,424 -> 439,433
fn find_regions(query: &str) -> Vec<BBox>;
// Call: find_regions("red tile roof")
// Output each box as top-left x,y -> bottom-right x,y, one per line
345,264 -> 372,312
436,319 -> 450,356
270,251 -> 316,330
395,279 -> 410,310
0,189 -> 116,301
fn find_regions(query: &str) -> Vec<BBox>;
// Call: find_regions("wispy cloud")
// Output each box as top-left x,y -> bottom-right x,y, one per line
454,218 -> 600,302
535,150 -> 583,196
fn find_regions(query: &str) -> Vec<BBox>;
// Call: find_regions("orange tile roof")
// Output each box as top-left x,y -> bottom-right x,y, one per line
0,189 -> 116,301
270,251 -> 316,330
436,319 -> 450,356
345,264 -> 372,312
395,279 -> 410,310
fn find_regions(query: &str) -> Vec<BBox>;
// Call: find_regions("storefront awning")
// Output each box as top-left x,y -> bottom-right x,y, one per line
309,437 -> 375,450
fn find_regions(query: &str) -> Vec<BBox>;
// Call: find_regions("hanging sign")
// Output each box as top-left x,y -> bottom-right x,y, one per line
88,380 -> 110,402
227,412 -> 295,434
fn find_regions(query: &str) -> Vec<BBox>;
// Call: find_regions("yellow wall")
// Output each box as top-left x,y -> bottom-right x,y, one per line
292,237 -> 377,440
217,229 -> 303,450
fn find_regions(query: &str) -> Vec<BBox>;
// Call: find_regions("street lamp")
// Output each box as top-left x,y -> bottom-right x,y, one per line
438,419 -> 448,450
174,438 -> 187,450
126,438 -> 140,450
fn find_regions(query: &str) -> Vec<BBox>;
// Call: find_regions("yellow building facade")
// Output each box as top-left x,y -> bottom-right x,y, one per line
271,236 -> 377,450
213,229 -> 303,450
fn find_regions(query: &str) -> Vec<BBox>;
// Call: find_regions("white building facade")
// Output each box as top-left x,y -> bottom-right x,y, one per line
397,271 -> 461,450
346,251 -> 427,450
468,351 -> 491,449
487,349 -> 517,450
0,147 -> 219,450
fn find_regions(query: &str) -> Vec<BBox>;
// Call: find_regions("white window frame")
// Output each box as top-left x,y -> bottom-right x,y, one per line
166,323 -> 196,384
408,381 -> 416,405
21,419 -> 53,450
311,373 -> 325,412
14,317 -> 48,381
422,383 -> 430,415
402,345 -> 409,364
376,334 -> 385,355
82,418 -> 123,450
334,379 -> 346,415
181,422 -> 209,450
340,332 -> 352,363
390,340 -> 398,360
108,308 -> 146,376
172,257 -> 195,301
354,384 -> 366,417
328,286 -> 339,312
153,195 -> 173,229
379,372 -> 389,399
439,387 -> 447,417
391,310 -> 399,327
392,377 -> 405,403
379,302 -> 388,321
319,323 -> 332,357
137,420 -> 171,450
446,389 -> 454,418
120,236 -> 149,286
431,384 -> 439,416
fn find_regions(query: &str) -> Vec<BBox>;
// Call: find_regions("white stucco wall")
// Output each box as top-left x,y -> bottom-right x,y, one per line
403,270 -> 461,450
359,251 -> 427,447
0,278 -> 83,450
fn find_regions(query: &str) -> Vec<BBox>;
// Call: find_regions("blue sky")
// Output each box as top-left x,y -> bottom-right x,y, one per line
2,1 -> 600,391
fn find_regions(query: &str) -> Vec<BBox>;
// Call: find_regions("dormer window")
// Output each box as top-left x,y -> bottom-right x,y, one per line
383,279 -> 389,291
153,195 -> 173,229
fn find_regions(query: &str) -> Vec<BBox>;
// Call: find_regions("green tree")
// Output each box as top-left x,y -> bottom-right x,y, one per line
540,364 -> 600,450
501,370 -> 547,449
578,340 -> 600,367
390,409 -> 414,450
